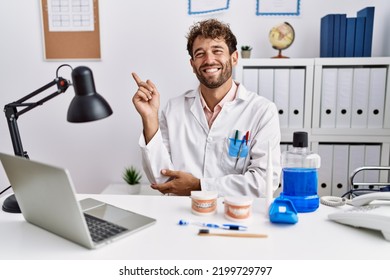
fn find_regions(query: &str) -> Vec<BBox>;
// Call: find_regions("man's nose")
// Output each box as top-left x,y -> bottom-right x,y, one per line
203,52 -> 216,63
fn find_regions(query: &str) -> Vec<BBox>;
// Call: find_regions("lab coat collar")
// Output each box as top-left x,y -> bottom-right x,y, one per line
186,89 -> 209,134
184,82 -> 250,134
184,89 -> 197,98
234,83 -> 251,101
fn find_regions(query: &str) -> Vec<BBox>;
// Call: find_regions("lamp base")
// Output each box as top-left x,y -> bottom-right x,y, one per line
2,194 -> 21,213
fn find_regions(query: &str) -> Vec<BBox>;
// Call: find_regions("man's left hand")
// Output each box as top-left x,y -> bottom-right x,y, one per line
151,169 -> 201,196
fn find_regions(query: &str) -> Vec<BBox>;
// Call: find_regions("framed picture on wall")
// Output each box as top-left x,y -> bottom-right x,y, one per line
256,0 -> 301,16
188,0 -> 230,15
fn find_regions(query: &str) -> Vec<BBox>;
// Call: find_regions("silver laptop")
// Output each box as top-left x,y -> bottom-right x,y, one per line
0,152 -> 156,249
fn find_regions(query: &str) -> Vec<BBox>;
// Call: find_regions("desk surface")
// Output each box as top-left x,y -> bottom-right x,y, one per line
1,194 -> 389,260
101,183 -> 162,195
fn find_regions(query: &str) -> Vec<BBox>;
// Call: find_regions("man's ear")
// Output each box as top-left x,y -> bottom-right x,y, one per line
190,58 -> 196,73
231,50 -> 239,66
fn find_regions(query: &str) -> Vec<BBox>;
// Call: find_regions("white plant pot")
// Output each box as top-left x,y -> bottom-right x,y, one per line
127,184 -> 141,195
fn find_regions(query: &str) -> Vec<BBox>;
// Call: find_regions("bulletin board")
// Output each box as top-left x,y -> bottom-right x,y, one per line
40,0 -> 101,60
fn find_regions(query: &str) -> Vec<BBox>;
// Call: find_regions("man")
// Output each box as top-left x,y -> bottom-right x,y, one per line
131,19 -> 281,197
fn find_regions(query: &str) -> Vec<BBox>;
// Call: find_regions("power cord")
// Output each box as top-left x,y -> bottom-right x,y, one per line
0,185 -> 12,196
320,196 -> 351,207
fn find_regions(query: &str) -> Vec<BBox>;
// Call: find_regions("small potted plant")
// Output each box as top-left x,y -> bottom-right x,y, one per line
122,166 -> 142,194
241,45 -> 252,58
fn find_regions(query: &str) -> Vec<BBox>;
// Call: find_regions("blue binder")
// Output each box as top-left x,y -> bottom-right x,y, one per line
357,6 -> 375,57
320,14 -> 335,57
345,18 -> 356,57
339,14 -> 347,57
354,16 -> 366,57
333,14 -> 341,57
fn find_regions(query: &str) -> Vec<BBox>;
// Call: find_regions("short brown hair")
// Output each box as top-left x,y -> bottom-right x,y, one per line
186,19 -> 237,59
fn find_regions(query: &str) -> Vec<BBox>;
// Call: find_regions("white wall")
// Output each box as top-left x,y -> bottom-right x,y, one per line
0,0 -> 389,194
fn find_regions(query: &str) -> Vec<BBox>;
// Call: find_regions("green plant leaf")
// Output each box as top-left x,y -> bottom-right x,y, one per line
241,45 -> 252,51
122,166 -> 142,185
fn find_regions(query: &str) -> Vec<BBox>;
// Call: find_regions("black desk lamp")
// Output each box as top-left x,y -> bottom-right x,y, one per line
1,64 -> 113,213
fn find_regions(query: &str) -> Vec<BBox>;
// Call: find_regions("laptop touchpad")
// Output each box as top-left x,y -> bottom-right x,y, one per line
84,204 -> 155,230
79,198 -> 106,211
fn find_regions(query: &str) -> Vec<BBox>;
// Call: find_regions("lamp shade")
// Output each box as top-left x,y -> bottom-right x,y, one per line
67,66 -> 113,123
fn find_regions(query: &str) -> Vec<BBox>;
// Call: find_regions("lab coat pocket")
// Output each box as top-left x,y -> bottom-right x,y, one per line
221,138 -> 248,174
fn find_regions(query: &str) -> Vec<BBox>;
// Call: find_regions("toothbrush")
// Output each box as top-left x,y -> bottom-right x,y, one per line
178,219 -> 247,231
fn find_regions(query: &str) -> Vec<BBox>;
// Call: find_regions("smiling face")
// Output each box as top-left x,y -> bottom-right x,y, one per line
190,37 -> 238,89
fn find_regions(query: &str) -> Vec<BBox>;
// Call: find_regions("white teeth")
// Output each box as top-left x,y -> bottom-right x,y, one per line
205,68 -> 219,73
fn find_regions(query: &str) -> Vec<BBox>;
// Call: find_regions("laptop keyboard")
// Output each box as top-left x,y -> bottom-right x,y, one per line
84,213 -> 127,243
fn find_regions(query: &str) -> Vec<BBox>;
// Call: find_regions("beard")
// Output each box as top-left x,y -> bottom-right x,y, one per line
194,59 -> 233,89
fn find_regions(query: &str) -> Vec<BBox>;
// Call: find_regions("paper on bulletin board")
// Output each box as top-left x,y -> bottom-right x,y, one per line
47,0 -> 95,32
257,0 -> 300,16
188,0 -> 230,15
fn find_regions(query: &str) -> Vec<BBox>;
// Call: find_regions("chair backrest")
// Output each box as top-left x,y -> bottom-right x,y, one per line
349,166 -> 390,198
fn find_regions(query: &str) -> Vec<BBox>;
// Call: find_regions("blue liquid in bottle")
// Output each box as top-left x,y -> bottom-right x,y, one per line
282,168 -> 319,212
281,132 -> 321,213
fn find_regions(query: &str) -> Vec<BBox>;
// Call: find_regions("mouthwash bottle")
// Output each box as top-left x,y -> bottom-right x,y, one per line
281,132 -> 321,213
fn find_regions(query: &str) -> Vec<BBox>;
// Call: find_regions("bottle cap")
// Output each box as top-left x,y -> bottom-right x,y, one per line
292,131 -> 308,148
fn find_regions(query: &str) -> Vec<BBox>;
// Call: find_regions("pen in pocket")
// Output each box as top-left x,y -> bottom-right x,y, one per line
234,130 -> 239,145
245,131 -> 250,145
234,135 -> 247,168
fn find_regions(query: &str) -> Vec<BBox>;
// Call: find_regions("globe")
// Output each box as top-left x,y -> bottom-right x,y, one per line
268,22 -> 295,58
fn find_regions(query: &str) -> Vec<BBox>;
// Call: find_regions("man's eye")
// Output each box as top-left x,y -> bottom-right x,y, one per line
194,52 -> 204,58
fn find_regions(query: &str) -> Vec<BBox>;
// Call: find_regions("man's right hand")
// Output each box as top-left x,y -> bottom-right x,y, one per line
131,72 -> 160,144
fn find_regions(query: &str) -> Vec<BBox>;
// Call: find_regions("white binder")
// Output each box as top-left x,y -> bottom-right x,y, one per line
317,144 -> 333,197
242,68 -> 259,94
335,68 -> 353,128
331,145 -> 349,197
258,68 -> 274,101
273,69 -> 290,128
364,144 -> 381,187
320,68 -> 338,128
348,145 -> 366,188
367,67 -> 386,128
288,68 -> 305,128
351,68 -> 370,128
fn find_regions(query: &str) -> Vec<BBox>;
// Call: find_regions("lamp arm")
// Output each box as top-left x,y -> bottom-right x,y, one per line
7,77 -> 70,118
3,77 -> 70,158
4,107 -> 25,157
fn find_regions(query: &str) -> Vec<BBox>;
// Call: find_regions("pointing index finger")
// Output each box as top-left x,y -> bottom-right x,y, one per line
131,72 -> 142,85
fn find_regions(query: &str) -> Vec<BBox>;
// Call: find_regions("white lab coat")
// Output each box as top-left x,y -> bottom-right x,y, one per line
139,83 -> 281,197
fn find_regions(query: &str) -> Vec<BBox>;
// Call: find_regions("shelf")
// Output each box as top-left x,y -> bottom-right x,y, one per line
235,57 -> 390,196
314,57 -> 390,66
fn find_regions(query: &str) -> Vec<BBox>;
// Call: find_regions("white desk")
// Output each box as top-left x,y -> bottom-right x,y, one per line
101,183 -> 162,195
0,194 -> 389,260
